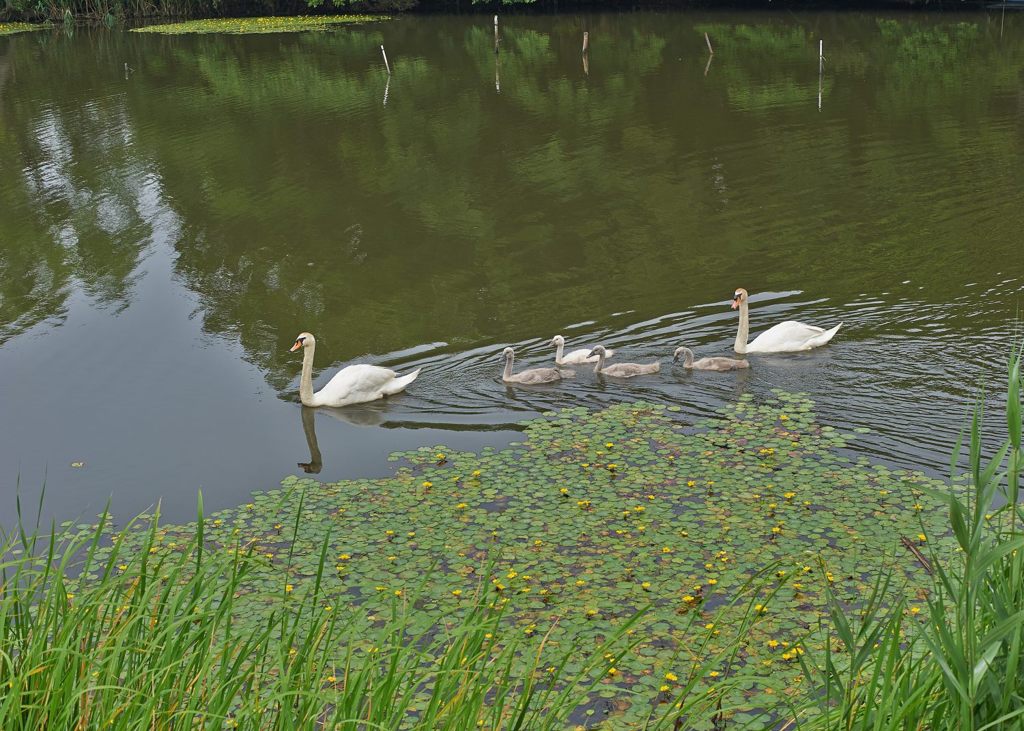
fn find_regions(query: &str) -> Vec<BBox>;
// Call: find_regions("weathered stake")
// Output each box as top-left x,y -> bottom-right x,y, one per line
582,31 -> 589,54
494,15 -> 499,53
381,44 -> 392,76
818,39 -> 824,75
704,32 -> 714,55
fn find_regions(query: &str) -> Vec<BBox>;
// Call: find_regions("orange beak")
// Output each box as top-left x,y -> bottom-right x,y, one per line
731,300 -> 740,310
289,341 -> 302,352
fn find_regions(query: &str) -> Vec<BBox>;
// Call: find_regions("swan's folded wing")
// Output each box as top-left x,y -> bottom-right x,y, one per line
322,364 -> 396,398
749,320 -> 832,352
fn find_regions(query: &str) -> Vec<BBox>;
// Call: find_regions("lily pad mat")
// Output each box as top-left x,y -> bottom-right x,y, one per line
0,22 -> 47,36
131,15 -> 388,35
130,393 -> 958,727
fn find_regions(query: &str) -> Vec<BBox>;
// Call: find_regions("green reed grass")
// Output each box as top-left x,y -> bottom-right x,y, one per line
0,487 -> 774,730
797,345 -> 1024,730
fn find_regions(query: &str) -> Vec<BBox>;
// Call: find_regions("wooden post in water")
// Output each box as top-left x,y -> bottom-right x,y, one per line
704,32 -> 714,55
582,31 -> 590,54
381,44 -> 392,76
494,15 -> 499,53
818,40 -> 824,75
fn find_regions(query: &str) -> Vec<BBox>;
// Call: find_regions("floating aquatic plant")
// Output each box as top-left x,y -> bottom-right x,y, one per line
81,391 -> 958,727
0,22 -> 47,35
130,15 -> 388,35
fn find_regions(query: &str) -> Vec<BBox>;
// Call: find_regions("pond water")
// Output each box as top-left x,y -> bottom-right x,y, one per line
2,10 -> 1023,528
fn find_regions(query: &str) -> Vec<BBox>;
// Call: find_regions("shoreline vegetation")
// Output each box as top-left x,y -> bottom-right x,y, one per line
2,351 -> 1021,728
0,0 -> 1012,27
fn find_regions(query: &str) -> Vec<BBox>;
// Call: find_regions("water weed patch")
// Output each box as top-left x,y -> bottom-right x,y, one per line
78,392 -> 958,727
130,15 -> 388,34
0,22 -> 46,35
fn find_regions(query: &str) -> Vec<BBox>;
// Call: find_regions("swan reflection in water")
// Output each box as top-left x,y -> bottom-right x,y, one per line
297,404 -> 391,474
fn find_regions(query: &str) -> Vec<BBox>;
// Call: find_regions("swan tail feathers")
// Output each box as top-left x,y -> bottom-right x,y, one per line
383,368 -> 421,395
811,323 -> 843,348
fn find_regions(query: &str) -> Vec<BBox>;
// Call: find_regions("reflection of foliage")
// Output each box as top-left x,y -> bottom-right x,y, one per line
0,35 -> 153,342
125,395 -> 958,726
3,14 -> 1024,379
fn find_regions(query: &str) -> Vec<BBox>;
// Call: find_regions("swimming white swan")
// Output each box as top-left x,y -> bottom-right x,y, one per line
731,288 -> 841,354
588,345 -> 660,378
290,332 -> 420,407
502,347 -> 573,385
551,335 -> 614,365
673,347 -> 750,372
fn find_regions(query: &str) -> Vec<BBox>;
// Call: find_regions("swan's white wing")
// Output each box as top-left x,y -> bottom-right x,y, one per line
559,348 -> 615,365
747,321 -> 841,353
316,364 -> 397,406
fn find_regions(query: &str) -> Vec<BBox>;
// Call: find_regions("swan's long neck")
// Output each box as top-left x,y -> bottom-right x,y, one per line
680,348 -> 694,367
593,350 -> 605,374
503,354 -> 513,380
554,340 -> 564,363
734,301 -> 750,354
299,343 -> 317,406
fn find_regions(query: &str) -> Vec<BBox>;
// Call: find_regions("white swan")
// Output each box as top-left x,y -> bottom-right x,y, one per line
588,345 -> 660,378
290,332 -> 420,407
551,335 -> 614,365
674,347 -> 749,372
731,288 -> 841,354
502,347 -> 573,385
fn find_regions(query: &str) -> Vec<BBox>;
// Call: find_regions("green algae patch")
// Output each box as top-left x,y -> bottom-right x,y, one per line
131,15 -> 388,35
0,22 -> 47,36
100,393 -> 961,727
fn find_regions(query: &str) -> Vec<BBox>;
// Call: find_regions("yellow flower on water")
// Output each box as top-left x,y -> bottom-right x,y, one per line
339,554 -> 350,560
385,530 -> 395,536
607,667 -> 618,676
754,604 -> 767,614
783,492 -> 796,499
117,564 -> 128,572
780,414 -> 789,421
687,480 -> 696,487
641,581 -> 651,590
605,442 -> 614,448
422,481 -> 433,488
326,675 -> 336,683
826,571 -> 835,583
910,606 -> 921,615
683,595 -> 696,603
394,590 -> 403,597
771,526 -> 782,534
452,589 -> 462,597
575,579 -> 586,586
918,533 -> 927,542
665,672 -> 678,682
407,531 -> 416,538
534,539 -> 543,546
767,639 -> 780,649
659,684 -> 670,692
586,608 -> 598,617
285,584 -> 293,593
507,570 -> 517,579
704,623 -> 715,630
707,578 -> 718,585
709,671 -> 720,678
472,469 -> 482,477
661,547 -> 672,554
913,503 -> 923,511
456,503 -> 468,510
436,453 -> 445,460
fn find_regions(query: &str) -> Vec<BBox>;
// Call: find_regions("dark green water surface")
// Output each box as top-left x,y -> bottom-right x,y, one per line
2,11 -> 1023,526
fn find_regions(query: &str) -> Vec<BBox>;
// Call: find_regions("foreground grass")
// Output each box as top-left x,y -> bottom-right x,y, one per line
130,15 -> 388,35
798,347 -> 1024,730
